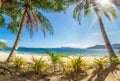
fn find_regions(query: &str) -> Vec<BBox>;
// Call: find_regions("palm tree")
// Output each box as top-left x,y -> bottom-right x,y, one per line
6,0 -> 67,62
73,0 -> 117,62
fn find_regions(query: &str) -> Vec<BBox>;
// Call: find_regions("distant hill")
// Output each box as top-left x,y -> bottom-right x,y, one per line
87,44 -> 120,49
0,42 -> 7,48
112,44 -> 120,49
19,46 -> 28,48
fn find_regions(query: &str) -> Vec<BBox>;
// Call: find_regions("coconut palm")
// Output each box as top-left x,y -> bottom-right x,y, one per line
6,0 -> 67,62
73,0 -> 117,61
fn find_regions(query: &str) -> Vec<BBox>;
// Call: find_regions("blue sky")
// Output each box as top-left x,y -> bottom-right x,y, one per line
0,5 -> 120,48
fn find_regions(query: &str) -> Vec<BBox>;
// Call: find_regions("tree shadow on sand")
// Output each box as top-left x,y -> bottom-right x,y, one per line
88,63 -> 120,81
60,71 -> 88,81
87,67 -> 101,81
17,71 -> 48,81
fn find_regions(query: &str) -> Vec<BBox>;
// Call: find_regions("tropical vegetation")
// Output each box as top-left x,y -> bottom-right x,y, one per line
68,55 -> 88,73
31,55 -> 49,74
94,57 -> 108,70
0,0 -> 120,80
72,0 -> 119,65
12,56 -> 27,68
6,0 -> 69,62
0,41 -> 7,48
47,51 -> 68,72
1,53 -> 120,80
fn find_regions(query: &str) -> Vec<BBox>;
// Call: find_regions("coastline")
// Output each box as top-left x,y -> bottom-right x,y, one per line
1,48 -> 119,56
0,52 -> 105,64
0,52 -> 49,62
0,52 -> 120,81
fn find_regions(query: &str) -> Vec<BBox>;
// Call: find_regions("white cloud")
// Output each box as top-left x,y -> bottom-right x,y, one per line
59,42 -> 97,48
0,39 -> 8,43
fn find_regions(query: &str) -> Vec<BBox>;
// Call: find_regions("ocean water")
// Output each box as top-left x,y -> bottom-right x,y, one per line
0,47 -> 119,56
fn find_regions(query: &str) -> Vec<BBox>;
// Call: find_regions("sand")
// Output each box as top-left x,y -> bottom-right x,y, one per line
0,52 -> 48,61
0,52 -> 99,64
0,52 -> 120,81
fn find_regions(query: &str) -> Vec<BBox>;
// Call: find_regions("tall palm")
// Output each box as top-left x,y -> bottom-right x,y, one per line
6,0 -> 67,62
73,0 -> 117,61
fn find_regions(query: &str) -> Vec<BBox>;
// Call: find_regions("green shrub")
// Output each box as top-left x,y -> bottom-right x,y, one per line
12,56 -> 27,68
94,57 -> 108,69
31,56 -> 49,74
68,55 -> 88,73
110,57 -> 120,66
110,57 -> 118,63
47,51 -> 68,72
0,41 -> 7,48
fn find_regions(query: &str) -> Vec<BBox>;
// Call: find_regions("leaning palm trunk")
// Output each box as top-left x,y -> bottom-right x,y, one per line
6,11 -> 27,62
0,0 -> 2,8
94,8 -> 117,59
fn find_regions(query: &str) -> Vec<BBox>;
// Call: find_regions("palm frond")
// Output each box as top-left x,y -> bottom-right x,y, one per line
109,7 -> 117,18
0,14 -> 6,27
5,9 -> 22,21
1,0 -> 19,9
37,11 -> 53,37
73,2 -> 84,19
31,9 -> 39,30
7,20 -> 19,33
102,10 -> 111,20
102,6 -> 117,19
34,0 -> 66,13
73,3 -> 84,25
103,11 -> 111,20
84,0 -> 91,16
26,7 -> 34,37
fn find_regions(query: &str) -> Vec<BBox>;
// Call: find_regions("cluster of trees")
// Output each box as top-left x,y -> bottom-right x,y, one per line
0,0 -> 120,67
0,41 -> 7,48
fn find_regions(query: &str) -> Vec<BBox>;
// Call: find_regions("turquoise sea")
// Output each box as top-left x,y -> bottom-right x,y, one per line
0,47 -> 119,56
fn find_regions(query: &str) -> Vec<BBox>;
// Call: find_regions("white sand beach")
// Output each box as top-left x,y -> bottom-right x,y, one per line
0,52 -> 102,64
0,52 -> 49,62
1,52 -> 120,81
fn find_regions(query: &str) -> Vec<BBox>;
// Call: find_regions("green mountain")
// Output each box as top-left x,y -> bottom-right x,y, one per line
0,42 -> 7,48
87,44 -> 120,49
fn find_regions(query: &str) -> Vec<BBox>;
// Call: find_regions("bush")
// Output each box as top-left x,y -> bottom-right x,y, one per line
68,55 -> 88,73
12,56 -> 27,68
31,56 -> 49,74
110,57 -> 120,66
47,51 -> 68,72
94,57 -> 108,70
110,57 -> 118,63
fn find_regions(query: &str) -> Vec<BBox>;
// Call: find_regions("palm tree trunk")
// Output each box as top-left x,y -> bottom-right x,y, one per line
94,8 -> 117,59
6,11 -> 27,62
0,0 -> 2,8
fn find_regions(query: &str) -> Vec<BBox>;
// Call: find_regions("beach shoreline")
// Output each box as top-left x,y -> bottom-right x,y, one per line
0,52 -> 107,64
0,52 -> 120,81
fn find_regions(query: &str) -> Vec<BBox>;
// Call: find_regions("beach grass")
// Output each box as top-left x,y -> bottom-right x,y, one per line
0,52 -> 120,81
